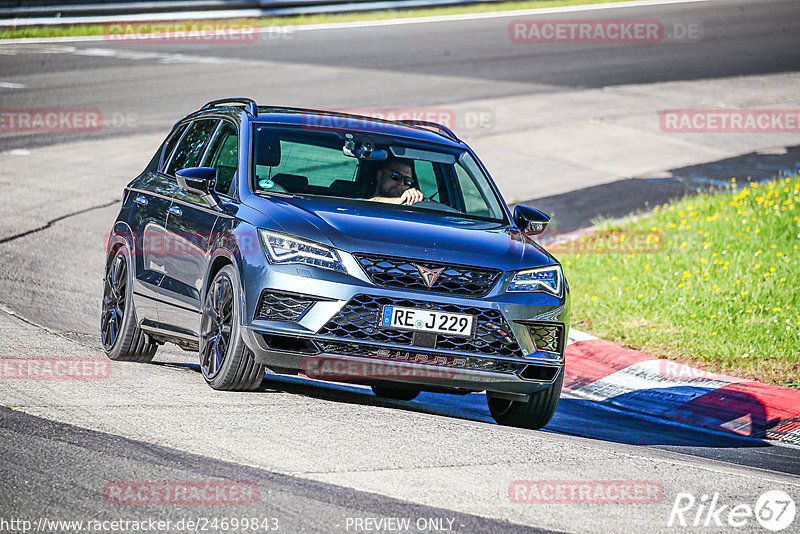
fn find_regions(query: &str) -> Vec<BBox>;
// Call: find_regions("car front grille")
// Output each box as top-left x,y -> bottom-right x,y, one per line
525,322 -> 565,354
317,294 -> 524,359
354,254 -> 501,297
317,341 -> 525,374
255,291 -> 315,322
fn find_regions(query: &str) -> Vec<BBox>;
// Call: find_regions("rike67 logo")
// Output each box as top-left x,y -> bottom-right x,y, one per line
669,490 -> 795,531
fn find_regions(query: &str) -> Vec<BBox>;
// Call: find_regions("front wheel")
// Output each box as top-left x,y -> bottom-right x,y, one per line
199,265 -> 265,391
487,371 -> 563,429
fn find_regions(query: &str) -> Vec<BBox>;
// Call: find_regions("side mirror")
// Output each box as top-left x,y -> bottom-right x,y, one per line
514,205 -> 550,235
176,167 -> 220,208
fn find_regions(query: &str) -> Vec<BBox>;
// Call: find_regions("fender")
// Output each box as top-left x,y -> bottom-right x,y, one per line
107,221 -> 134,269
204,246 -> 246,325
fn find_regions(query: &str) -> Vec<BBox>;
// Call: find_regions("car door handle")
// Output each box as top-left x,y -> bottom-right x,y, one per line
168,205 -> 182,216
133,194 -> 148,206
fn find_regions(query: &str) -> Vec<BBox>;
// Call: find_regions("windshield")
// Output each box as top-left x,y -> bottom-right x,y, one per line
251,125 -> 507,222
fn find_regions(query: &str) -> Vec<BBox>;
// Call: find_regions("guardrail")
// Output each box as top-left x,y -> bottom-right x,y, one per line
1,0 -> 506,26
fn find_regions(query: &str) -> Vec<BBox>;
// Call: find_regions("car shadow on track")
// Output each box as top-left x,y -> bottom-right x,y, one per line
269,375 -> 800,475
550,395 -> 769,448
249,373 -> 774,450
157,360 -> 772,448
151,359 -> 800,474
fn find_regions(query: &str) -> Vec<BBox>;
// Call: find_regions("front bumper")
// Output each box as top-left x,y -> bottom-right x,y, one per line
238,255 -> 569,397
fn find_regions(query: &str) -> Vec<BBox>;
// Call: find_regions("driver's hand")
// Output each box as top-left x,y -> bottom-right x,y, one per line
399,188 -> 424,205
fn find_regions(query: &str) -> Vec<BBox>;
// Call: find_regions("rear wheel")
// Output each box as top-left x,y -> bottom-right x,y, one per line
100,249 -> 157,362
487,371 -> 563,429
371,385 -> 420,401
199,265 -> 264,391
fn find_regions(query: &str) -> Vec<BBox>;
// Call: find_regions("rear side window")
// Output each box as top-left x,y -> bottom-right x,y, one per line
201,121 -> 239,196
167,119 -> 218,175
159,123 -> 188,172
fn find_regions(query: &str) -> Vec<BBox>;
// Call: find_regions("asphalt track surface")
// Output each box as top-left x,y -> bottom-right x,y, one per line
0,0 -> 798,149
0,407 -> 552,534
1,0 -> 800,532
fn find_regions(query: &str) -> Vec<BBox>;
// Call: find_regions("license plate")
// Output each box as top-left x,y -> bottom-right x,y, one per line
380,305 -> 474,338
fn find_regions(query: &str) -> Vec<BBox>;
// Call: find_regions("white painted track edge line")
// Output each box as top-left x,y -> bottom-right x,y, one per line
289,0 -> 711,31
0,0 -> 711,45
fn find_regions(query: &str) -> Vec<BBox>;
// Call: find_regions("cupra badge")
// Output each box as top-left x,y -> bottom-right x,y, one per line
415,265 -> 445,287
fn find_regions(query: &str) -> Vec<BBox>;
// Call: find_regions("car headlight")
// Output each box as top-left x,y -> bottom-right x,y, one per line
508,265 -> 563,295
259,230 -> 347,273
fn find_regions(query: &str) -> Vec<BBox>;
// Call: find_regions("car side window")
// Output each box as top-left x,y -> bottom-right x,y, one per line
159,123 -> 188,172
454,163 -> 491,217
414,161 -> 437,198
167,119 -> 218,175
201,121 -> 238,197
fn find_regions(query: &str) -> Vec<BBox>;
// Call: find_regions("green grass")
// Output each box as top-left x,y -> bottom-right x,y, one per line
1,0 -> 633,39
561,176 -> 800,388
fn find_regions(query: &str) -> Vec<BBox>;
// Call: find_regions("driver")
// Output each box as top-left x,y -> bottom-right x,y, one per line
368,157 -> 424,205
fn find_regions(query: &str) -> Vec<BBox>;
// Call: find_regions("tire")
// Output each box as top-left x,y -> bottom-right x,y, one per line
101,248 -> 157,363
487,370 -> 563,430
199,264 -> 265,391
371,384 -> 420,401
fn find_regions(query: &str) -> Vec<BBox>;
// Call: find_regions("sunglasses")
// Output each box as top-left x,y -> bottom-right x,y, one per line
387,170 -> 413,186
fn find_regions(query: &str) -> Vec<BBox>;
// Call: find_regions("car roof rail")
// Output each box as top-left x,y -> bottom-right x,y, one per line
394,119 -> 460,143
254,106 -> 462,143
202,97 -> 257,117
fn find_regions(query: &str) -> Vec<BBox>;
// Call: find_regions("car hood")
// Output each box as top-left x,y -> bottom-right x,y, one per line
244,194 -> 555,271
